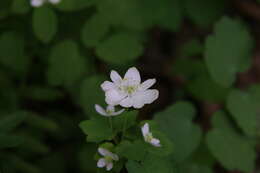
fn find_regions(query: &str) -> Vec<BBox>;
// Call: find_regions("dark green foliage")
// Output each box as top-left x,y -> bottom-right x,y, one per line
0,0 -> 258,173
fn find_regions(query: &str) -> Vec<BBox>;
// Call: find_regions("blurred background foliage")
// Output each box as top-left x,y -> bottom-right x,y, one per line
0,0 -> 260,172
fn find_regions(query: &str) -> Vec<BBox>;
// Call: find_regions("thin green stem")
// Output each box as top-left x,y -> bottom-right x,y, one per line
109,116 -> 113,132
121,115 -> 128,140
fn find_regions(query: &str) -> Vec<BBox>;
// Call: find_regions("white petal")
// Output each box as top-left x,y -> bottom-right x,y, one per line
119,97 -> 134,108
95,104 -> 108,116
111,109 -> 125,116
106,162 -> 113,171
141,123 -> 149,137
132,89 -> 159,108
151,138 -> 161,147
97,158 -> 106,168
106,105 -> 115,113
49,0 -> 61,4
124,67 -> 141,83
110,70 -> 122,84
140,79 -> 156,91
98,148 -> 110,157
31,0 -> 44,7
111,153 -> 119,161
105,90 -> 126,106
101,81 -> 115,91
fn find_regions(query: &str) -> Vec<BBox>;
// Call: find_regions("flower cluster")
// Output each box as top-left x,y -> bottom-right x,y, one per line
94,67 -> 160,171
101,67 -> 159,108
31,0 -> 61,7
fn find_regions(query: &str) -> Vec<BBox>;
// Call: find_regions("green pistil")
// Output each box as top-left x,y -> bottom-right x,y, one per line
104,156 -> 113,162
124,85 -> 137,94
145,133 -> 154,142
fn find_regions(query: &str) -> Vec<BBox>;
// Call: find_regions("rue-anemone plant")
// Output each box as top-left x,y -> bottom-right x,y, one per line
79,67 -> 174,172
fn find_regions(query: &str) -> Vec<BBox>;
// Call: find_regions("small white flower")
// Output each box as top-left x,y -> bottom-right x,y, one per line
101,67 -> 159,109
31,0 -> 61,7
97,148 -> 119,171
95,104 -> 124,117
141,123 -> 161,147
31,0 -> 45,7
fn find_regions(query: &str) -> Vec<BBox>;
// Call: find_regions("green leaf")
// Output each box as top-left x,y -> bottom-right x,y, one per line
0,111 -> 27,132
47,40 -> 86,86
79,118 -> 113,142
26,113 -> 59,133
154,102 -> 202,162
112,110 -> 138,133
11,0 -> 30,14
249,84 -> 260,107
81,13 -> 110,48
205,17 -> 253,87
187,74 -> 229,103
33,7 -> 58,43
22,86 -> 63,101
147,131 -> 174,157
0,32 -> 29,74
116,140 -> 147,161
9,155 -> 41,173
206,111 -> 256,172
126,154 -> 175,173
79,75 -> 106,117
18,134 -> 50,154
180,39 -> 203,58
96,0 -> 146,30
0,0 -> 12,19
184,0 -> 228,28
78,143 -> 98,173
0,134 -> 24,149
56,0 -> 95,11
179,163 -> 213,173
226,89 -> 257,136
156,0 -> 183,32
96,32 -> 143,64
172,58 -> 207,80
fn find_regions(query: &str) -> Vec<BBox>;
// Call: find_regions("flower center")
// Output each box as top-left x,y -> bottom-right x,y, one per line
118,79 -> 139,96
124,85 -> 137,95
104,155 -> 113,162
106,110 -> 113,114
145,133 -> 154,142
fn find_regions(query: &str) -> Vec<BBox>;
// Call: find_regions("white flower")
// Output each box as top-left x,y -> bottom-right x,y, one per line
141,123 -> 161,147
97,148 -> 119,171
31,0 -> 61,7
95,104 -> 124,117
101,67 -> 159,109
31,0 -> 44,7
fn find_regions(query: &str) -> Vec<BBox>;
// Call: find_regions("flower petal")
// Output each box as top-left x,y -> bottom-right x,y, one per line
111,109 -> 125,116
112,153 -> 119,161
106,162 -> 113,171
95,104 -> 108,116
110,70 -> 122,84
105,89 -> 126,106
151,138 -> 161,147
101,81 -> 115,91
97,158 -> 106,168
119,97 -> 134,108
124,67 -> 141,83
31,0 -> 44,7
132,89 -> 159,108
98,148 -> 110,156
140,79 -> 156,91
141,123 -> 149,137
